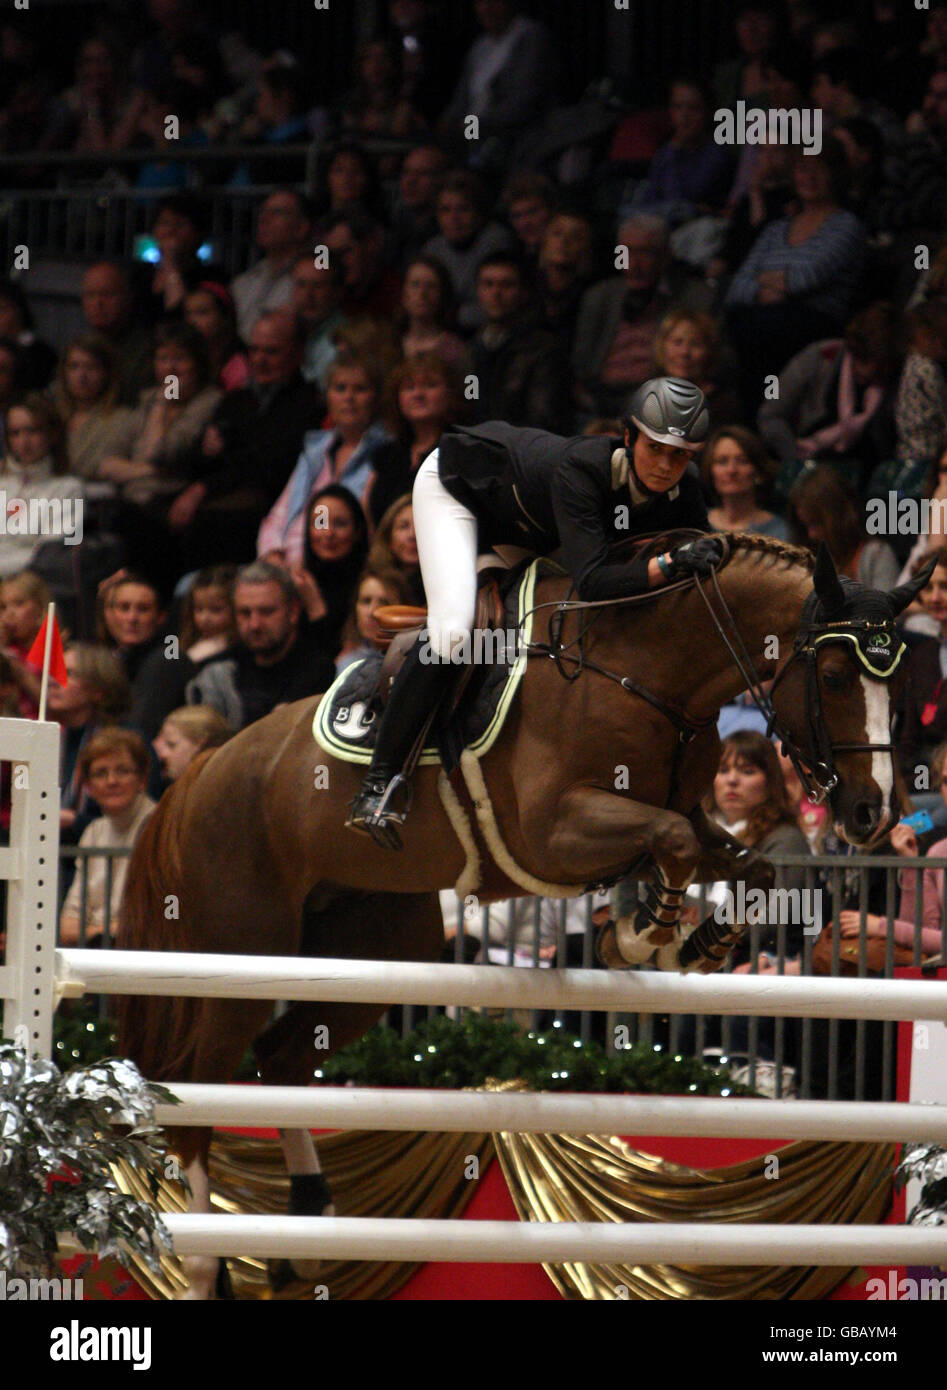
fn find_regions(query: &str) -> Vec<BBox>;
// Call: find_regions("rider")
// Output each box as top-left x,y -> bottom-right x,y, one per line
346,375 -> 723,848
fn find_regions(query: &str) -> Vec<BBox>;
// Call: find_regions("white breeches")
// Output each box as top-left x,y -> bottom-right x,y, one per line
412,450 -> 478,661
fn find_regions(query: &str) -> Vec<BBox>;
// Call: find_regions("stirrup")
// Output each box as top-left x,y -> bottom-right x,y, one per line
346,774 -> 414,851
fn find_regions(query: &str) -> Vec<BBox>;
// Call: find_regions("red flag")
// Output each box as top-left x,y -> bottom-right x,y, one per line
26,612 -> 67,687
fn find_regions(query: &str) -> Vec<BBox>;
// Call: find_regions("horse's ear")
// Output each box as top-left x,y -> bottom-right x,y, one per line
813,543 -> 845,616
887,556 -> 937,616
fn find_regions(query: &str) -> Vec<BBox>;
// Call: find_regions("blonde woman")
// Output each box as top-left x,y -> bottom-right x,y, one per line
153,705 -> 233,782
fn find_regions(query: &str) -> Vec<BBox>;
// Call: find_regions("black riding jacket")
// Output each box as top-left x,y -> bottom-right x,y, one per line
436,421 -> 709,601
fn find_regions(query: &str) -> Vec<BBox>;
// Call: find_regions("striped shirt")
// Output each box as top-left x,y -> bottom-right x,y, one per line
725,210 -> 866,322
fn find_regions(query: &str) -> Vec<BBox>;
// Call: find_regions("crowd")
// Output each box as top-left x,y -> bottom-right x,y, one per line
0,1 -> 945,1057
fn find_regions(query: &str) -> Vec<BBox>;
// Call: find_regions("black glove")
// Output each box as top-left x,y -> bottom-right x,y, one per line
668,536 -> 725,579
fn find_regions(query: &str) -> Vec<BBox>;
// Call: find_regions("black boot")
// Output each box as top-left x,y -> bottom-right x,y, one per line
346,639 -> 454,850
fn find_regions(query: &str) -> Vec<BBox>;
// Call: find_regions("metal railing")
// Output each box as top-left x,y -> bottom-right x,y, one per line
47,846 -> 947,1101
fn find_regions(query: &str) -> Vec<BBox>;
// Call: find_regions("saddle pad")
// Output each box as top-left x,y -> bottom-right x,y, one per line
313,557 -> 547,765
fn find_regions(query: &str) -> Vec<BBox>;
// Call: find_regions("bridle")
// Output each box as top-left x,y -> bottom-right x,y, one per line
524,552 -> 905,812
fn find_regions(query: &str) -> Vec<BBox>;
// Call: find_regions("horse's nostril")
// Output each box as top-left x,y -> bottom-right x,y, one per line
853,800 -> 879,833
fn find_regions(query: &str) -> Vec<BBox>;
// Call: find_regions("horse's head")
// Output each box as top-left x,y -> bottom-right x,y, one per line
770,545 -> 934,846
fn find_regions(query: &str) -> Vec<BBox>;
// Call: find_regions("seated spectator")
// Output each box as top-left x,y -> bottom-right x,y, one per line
387,143 -> 449,268
573,213 -> 711,418
758,302 -> 901,502
231,188 -> 314,340
503,171 -> 559,267
139,193 -> 219,323
895,448 -> 947,633
322,205 -> 404,320
333,316 -> 404,384
0,337 -> 20,453
40,30 -> 145,155
292,254 -> 348,391
314,139 -> 387,221
0,395 -> 84,581
789,464 -> 900,590
810,47 -> 902,149
898,548 -> 947,788
0,278 -> 57,391
712,1 -> 780,110
129,80 -> 212,193
386,0 -> 460,126
184,282 -> 250,392
287,487 -> 370,659
399,255 -> 470,375
58,728 -> 155,947
725,139 -> 868,411
153,704 -> 232,783
168,310 -> 324,569
47,641 -> 131,835
368,352 -> 460,526
422,170 -> 516,333
893,302 -> 947,494
97,571 -> 192,748
368,496 -> 423,606
437,0 -> 556,175
468,251 -> 573,431
336,564 -> 413,675
0,570 -> 50,716
709,142 -> 795,288
337,37 -> 427,158
700,426 -> 788,539
528,211 -> 595,351
628,75 -> 735,226
258,351 -> 391,568
177,564 -> 237,665
50,334 -> 134,482
185,561 -> 336,730
653,308 -> 743,426
833,117 -> 889,234
80,262 -> 154,407
231,56 -> 311,177
874,69 -> 947,231
777,744 -> 832,850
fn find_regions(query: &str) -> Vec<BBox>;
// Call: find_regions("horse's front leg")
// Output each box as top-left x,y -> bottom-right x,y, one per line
543,787 -> 701,968
654,807 -> 776,974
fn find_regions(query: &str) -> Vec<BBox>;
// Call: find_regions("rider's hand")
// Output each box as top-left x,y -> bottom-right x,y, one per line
669,536 -> 725,579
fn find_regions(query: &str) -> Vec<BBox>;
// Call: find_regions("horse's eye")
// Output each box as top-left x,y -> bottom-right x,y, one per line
822,669 -> 849,691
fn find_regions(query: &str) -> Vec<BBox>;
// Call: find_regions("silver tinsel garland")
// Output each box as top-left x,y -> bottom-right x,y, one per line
895,1143 -> 947,1227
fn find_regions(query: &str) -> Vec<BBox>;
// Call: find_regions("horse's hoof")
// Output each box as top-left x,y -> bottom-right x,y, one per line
268,1259 -> 303,1293
215,1259 -> 235,1300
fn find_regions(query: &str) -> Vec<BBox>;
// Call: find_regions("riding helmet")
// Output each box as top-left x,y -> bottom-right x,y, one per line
625,376 -> 710,452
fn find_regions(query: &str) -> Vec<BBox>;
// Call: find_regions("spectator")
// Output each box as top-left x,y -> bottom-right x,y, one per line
0,395 -> 83,581
898,548 -> 947,787
504,171 -> 559,267
314,140 -> 387,221
628,76 -> 735,226
139,193 -> 217,322
41,30 -> 145,155
184,282 -> 250,392
437,0 -> 556,174
832,117 -> 889,234
258,350 -> 391,568
368,352 -> 461,526
291,254 -> 348,391
368,496 -> 424,606
528,211 -> 595,351
132,0 -> 227,106
399,255 -> 469,375
758,302 -> 901,501
387,144 -> 449,267
573,214 -> 711,418
810,47 -> 902,149
0,570 -> 50,717
788,464 -> 900,590
47,641 -> 130,834
386,0 -> 460,125
337,36 -> 427,154
177,564 -> 237,665
185,560 -> 336,729
168,309 -> 324,569
653,308 -> 743,426
777,744 -> 832,850
80,262 -> 154,408
97,571 -> 191,749
322,206 -> 404,320
129,79 -> 212,194
874,69 -> 947,231
894,448 -> 947,630
725,139 -> 868,410
292,486 -> 370,658
58,728 -> 155,947
713,1 -> 780,110
893,301 -> 947,493
0,279 -> 57,391
423,170 -> 516,333
153,704 -> 232,782
700,426 -> 788,539
468,251 -> 573,431
237,56 -> 310,155
710,142 -> 796,287
231,188 -> 314,339
336,564 -> 413,674
50,334 -> 134,482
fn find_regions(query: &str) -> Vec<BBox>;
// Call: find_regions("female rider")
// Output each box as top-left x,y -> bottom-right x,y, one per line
346,375 -> 721,848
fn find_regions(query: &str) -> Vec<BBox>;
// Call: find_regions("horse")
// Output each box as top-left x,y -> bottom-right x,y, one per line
116,534 -> 928,1297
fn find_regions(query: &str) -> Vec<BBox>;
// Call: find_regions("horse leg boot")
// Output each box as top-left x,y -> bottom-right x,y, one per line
268,1129 -> 335,1290
346,636 -> 456,850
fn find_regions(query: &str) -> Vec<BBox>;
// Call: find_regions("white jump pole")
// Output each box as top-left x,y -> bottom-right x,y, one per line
56,949 -> 947,1021
158,1214 -> 947,1265
152,1085 -> 947,1143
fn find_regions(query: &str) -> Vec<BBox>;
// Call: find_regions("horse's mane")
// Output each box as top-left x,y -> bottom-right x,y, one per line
721,532 -> 815,573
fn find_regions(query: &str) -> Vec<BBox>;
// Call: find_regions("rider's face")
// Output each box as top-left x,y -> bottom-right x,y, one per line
630,430 -> 693,493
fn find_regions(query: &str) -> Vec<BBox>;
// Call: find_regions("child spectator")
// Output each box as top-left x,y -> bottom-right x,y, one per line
0,570 -> 50,716
183,282 -> 250,393
0,395 -> 84,580
153,704 -> 233,783
58,728 -> 155,946
368,496 -> 423,606
178,565 -> 237,666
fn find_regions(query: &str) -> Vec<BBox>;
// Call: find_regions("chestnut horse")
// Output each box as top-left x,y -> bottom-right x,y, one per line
116,535 -> 926,1296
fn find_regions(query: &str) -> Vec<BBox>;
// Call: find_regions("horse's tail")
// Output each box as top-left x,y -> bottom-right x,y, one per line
116,750 -> 216,1082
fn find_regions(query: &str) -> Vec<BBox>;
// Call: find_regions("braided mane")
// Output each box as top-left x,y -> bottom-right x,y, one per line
722,532 -> 815,572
